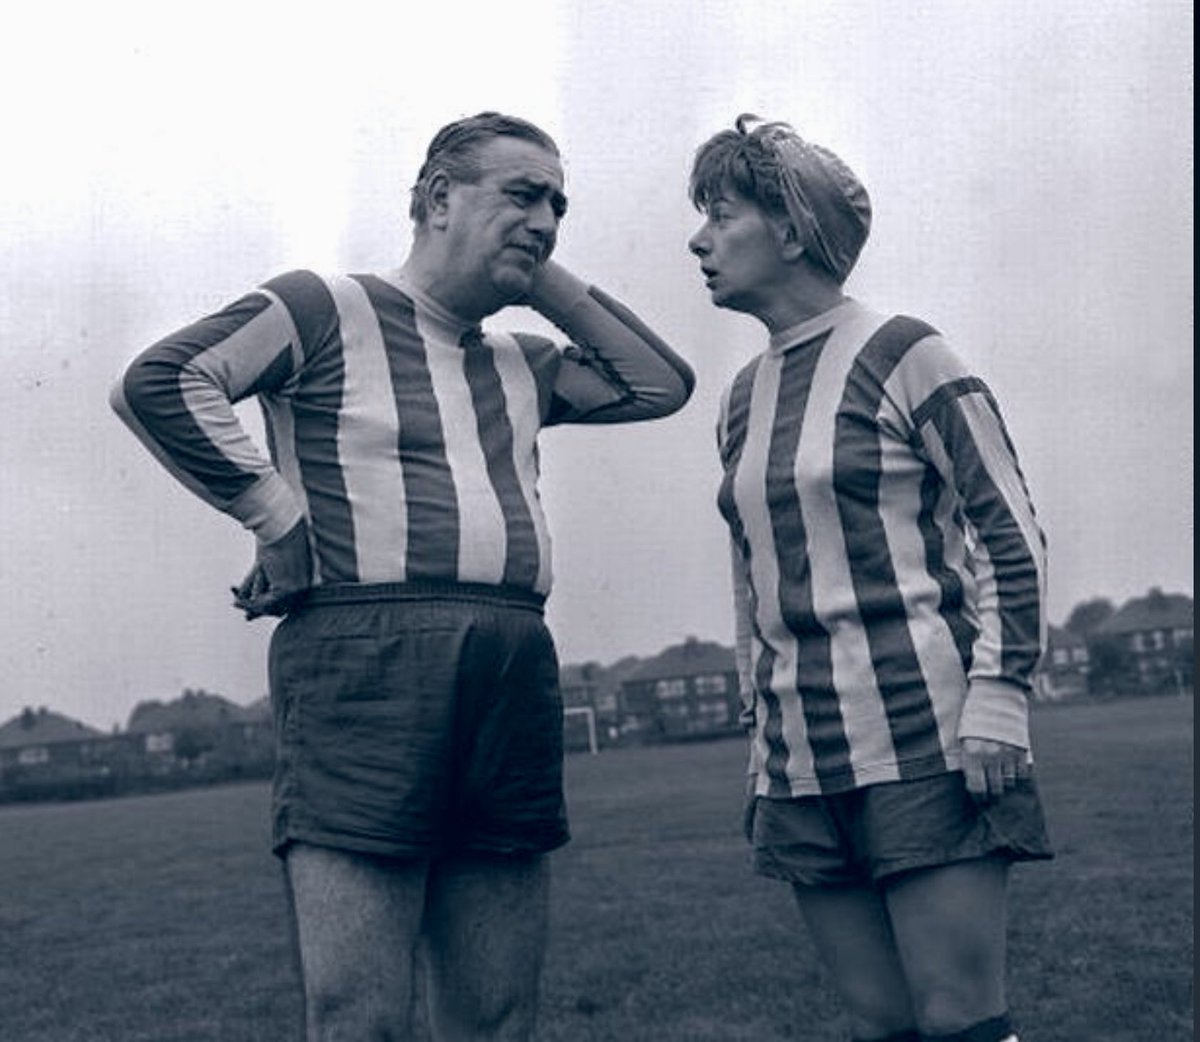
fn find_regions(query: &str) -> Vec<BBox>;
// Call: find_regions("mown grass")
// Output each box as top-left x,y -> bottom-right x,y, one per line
0,695 -> 1191,1041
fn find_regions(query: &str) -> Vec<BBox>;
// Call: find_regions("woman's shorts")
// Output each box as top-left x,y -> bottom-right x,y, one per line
746,771 -> 1053,887
268,581 -> 570,862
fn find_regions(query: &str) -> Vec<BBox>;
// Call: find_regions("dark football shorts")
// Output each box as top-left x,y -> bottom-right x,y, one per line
746,771 -> 1053,887
268,581 -> 569,861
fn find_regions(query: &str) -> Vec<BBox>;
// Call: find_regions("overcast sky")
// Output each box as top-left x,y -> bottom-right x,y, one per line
1,0 -> 1192,731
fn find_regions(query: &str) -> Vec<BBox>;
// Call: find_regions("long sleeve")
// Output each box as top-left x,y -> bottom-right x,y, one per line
109,288 -> 305,545
908,340 -> 1048,748
527,261 -> 694,424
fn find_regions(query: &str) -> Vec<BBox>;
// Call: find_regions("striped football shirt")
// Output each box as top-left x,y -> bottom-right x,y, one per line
718,299 -> 1046,797
112,267 -> 693,595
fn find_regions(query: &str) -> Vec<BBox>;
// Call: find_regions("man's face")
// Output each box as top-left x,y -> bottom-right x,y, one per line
442,136 -> 567,313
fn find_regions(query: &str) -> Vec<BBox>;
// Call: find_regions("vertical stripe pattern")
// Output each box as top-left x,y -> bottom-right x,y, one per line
717,300 -> 1046,797
113,268 -> 690,599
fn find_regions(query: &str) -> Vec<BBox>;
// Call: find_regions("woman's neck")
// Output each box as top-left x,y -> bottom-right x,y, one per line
757,277 -> 847,335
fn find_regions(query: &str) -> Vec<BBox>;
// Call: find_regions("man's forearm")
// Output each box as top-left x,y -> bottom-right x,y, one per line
525,260 -> 694,422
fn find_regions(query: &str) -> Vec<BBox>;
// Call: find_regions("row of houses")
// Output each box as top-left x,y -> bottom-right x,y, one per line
1033,588 -> 1194,700
1,589 -> 1191,800
0,690 -> 273,803
567,588 -> 1195,746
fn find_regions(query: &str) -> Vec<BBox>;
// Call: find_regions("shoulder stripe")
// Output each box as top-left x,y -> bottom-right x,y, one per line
911,375 -> 990,430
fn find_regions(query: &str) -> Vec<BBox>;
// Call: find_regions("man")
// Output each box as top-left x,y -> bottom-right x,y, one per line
111,112 -> 693,1041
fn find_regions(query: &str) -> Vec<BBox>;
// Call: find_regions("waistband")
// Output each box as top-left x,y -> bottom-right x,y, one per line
301,580 -> 546,614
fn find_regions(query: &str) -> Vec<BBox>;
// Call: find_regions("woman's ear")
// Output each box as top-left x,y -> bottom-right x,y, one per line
776,218 -> 806,263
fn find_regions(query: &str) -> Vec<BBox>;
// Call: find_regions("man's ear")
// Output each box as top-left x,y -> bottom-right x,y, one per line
426,170 -> 452,229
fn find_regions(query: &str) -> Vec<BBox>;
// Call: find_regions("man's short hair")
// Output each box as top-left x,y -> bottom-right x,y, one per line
409,112 -> 560,224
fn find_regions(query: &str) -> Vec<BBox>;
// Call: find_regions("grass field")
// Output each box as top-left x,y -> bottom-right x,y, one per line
0,695 -> 1192,1041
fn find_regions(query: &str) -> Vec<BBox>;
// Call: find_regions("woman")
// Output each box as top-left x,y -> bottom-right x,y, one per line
687,116 -> 1052,1042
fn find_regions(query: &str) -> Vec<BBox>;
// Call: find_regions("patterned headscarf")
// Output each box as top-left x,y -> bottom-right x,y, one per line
753,120 -> 872,282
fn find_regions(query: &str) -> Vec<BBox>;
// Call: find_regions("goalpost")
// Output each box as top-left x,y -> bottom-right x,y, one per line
563,706 -> 599,755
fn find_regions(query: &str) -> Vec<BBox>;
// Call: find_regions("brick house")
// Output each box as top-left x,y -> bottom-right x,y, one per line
559,655 -> 645,749
0,708 -> 140,798
1093,589 -> 1194,694
618,637 -> 741,742
1032,625 -> 1090,701
126,689 -> 273,774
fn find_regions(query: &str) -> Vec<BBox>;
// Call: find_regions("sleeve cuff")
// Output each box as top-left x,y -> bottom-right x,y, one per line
228,473 -> 304,545
958,677 -> 1030,750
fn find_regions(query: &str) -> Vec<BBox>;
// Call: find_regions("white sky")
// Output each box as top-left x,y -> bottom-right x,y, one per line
1,0 -> 1193,730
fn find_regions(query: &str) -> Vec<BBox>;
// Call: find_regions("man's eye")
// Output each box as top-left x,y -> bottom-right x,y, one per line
508,189 -> 536,207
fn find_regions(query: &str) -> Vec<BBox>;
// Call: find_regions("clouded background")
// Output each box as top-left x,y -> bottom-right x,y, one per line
1,0 -> 1192,731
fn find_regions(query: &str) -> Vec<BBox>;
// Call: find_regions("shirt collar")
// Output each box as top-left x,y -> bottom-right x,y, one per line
378,269 -> 484,342
768,298 -> 863,355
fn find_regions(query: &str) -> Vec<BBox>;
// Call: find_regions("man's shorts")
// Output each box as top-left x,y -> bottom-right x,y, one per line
268,581 -> 570,862
746,771 -> 1053,887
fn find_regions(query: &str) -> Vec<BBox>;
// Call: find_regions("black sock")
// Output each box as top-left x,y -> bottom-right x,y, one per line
853,1031 -> 921,1042
922,1013 -> 1014,1042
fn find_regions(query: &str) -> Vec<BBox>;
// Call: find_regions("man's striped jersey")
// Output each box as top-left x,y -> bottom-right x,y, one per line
718,299 -> 1046,798
112,267 -> 693,595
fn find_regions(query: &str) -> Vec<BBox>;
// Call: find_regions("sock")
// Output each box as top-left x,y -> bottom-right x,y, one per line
853,1031 -> 921,1042
922,1013 -> 1015,1042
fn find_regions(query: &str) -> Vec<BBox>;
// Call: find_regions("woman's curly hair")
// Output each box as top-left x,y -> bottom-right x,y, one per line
689,114 -> 794,216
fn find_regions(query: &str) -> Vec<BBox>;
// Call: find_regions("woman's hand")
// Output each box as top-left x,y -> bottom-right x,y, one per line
960,737 -> 1030,802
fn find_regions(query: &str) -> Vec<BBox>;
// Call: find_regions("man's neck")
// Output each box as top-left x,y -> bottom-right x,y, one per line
396,251 -> 495,325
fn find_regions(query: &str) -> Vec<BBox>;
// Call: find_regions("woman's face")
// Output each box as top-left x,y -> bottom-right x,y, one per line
688,189 -> 791,317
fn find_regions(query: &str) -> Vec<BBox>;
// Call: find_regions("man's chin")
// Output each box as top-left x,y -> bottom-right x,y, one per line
493,268 -> 537,303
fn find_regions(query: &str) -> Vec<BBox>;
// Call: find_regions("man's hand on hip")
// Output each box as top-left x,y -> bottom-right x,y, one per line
232,521 -> 312,620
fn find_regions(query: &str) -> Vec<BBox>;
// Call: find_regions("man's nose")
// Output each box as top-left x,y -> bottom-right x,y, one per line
688,229 -> 709,256
525,198 -> 560,235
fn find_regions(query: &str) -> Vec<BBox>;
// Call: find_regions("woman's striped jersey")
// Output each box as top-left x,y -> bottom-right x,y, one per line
718,299 -> 1046,798
112,267 -> 693,596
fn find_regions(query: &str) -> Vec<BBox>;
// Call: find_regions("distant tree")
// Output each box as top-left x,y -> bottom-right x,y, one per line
1065,597 -> 1116,638
1087,635 -> 1135,696
173,727 -> 215,768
